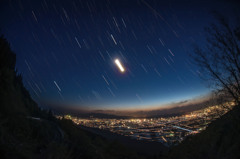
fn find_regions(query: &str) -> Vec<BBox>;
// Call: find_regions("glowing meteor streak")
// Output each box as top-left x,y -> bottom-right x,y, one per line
114,59 -> 125,72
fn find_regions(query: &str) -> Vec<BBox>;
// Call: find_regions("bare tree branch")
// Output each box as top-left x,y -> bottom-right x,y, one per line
193,14 -> 240,106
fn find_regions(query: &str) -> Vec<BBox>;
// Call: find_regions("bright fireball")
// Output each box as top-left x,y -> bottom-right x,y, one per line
114,58 -> 125,73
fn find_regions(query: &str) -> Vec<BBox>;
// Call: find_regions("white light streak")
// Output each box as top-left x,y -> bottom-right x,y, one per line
75,37 -> 81,48
102,75 -> 109,85
111,34 -> 117,45
121,18 -> 127,28
54,81 -> 61,91
136,94 -> 143,103
168,49 -> 174,56
159,38 -> 165,46
114,59 -> 125,72
108,87 -> 115,97
32,11 -> 38,22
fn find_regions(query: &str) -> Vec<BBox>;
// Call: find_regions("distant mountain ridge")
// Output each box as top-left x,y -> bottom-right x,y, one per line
49,99 -> 211,119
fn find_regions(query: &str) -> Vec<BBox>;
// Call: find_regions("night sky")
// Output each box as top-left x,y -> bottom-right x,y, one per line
0,0 -> 238,110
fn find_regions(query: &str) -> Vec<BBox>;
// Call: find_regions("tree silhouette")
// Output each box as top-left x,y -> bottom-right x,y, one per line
193,14 -> 240,105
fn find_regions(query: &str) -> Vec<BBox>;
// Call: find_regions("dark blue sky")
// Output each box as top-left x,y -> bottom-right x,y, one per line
1,0 -> 238,110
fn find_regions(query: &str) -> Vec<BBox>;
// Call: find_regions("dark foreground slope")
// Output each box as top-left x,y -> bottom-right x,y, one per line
79,125 -> 167,156
0,35 -> 143,159
168,105 -> 240,159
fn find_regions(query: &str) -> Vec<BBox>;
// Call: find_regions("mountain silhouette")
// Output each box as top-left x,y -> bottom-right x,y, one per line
0,35 -> 142,159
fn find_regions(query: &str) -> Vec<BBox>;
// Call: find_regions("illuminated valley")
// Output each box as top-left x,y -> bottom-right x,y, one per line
59,104 -> 233,146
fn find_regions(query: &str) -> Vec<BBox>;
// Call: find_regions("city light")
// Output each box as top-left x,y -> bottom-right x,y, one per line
57,104 -> 232,147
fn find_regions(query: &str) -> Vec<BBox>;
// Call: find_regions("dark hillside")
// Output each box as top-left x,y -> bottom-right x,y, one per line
168,105 -> 240,159
0,35 -> 142,159
0,35 -> 40,117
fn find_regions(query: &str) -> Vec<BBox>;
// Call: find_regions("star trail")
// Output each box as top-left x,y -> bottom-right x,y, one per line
0,0 -> 237,110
